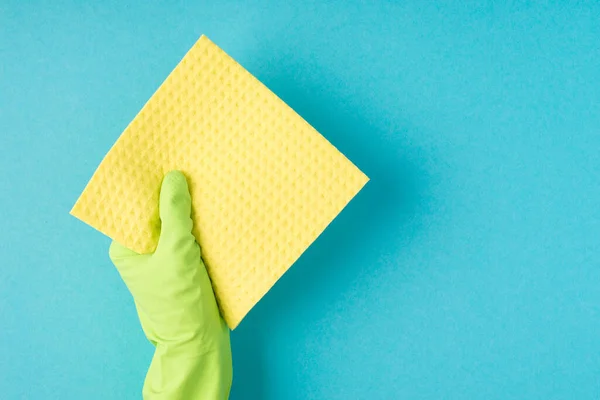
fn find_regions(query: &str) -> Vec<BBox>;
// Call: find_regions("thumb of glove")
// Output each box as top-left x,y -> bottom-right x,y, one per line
156,170 -> 196,252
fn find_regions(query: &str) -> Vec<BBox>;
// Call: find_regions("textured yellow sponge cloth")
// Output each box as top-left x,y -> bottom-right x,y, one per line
71,35 -> 368,329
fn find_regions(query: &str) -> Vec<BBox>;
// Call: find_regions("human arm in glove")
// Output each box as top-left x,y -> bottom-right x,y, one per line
109,170 -> 232,399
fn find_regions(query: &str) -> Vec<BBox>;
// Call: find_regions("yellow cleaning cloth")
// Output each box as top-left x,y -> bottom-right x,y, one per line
71,35 -> 368,329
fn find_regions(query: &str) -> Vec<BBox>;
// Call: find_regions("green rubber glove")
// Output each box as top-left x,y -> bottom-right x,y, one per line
109,171 -> 232,399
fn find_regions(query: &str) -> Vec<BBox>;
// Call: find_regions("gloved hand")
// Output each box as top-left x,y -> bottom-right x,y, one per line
109,170 -> 232,399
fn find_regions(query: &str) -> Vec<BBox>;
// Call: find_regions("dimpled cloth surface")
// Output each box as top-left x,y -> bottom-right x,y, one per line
71,35 -> 368,329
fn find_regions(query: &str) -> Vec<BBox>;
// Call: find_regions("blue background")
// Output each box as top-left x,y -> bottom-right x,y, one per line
1,1 -> 599,399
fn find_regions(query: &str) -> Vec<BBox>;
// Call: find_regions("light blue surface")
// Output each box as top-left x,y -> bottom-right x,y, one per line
1,2 -> 599,399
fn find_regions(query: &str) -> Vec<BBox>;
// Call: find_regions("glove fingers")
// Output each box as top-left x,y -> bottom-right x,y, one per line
109,240 -> 140,261
109,241 -> 152,288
